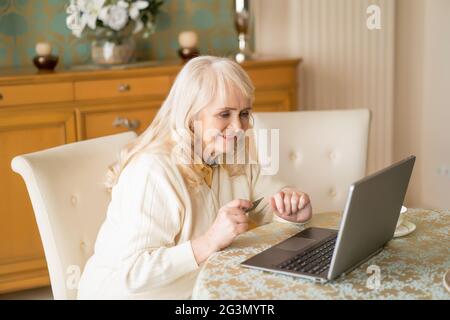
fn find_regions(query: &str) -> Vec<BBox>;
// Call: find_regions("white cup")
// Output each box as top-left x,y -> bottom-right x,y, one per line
397,206 -> 408,227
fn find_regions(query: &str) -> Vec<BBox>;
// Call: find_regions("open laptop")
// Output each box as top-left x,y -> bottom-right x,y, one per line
241,155 -> 416,283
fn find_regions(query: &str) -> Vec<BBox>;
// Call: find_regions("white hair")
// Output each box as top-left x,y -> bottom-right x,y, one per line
105,55 -> 255,190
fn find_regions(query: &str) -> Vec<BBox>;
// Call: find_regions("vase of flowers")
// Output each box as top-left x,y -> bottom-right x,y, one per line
66,0 -> 164,65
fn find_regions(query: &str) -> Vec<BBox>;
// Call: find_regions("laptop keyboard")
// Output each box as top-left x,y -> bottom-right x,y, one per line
276,235 -> 337,276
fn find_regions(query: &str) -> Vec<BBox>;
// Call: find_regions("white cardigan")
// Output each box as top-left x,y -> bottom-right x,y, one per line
77,151 -> 291,299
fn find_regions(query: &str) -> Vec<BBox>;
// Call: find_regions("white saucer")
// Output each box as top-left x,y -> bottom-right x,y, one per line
444,270 -> 450,293
394,220 -> 416,238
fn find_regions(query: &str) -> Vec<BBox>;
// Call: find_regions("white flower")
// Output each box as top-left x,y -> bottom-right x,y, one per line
66,14 -> 85,37
132,20 -> 144,34
66,0 -> 157,37
118,0 -> 130,9
66,0 -> 86,37
129,1 -> 149,20
79,0 -> 106,30
98,5 -> 111,22
102,4 -> 129,31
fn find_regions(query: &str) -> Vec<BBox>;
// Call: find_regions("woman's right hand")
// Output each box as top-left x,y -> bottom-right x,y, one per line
191,199 -> 251,264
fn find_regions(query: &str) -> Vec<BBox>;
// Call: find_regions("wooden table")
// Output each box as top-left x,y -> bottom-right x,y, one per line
192,209 -> 450,299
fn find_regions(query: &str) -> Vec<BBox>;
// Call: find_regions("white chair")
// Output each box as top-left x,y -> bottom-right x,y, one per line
11,132 -> 137,300
253,109 -> 371,213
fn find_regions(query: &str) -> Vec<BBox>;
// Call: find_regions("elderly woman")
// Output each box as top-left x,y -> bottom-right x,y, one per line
77,56 -> 312,299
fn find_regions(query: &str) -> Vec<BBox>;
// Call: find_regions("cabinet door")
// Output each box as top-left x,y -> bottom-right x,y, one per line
74,76 -> 170,101
253,90 -> 296,112
0,82 -> 73,107
76,100 -> 161,140
0,110 -> 76,293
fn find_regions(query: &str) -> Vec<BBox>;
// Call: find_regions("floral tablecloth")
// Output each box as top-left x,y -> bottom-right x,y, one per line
192,209 -> 450,299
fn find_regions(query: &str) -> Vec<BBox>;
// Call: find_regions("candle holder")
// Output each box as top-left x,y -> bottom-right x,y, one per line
177,31 -> 200,62
33,55 -> 59,71
232,0 -> 254,63
33,42 -> 58,71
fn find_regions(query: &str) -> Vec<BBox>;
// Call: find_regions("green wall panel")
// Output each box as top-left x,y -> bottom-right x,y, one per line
0,0 -> 242,68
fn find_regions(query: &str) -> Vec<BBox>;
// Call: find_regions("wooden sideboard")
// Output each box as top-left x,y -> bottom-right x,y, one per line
0,57 -> 301,293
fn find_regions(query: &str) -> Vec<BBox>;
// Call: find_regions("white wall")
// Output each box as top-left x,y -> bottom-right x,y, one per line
394,0 -> 424,207
255,0 -> 395,173
255,0 -> 396,175
394,0 -> 450,209
419,0 -> 450,209
256,0 -> 450,208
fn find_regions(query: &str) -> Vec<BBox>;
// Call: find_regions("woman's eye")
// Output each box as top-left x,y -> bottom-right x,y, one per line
240,111 -> 250,119
218,112 -> 230,118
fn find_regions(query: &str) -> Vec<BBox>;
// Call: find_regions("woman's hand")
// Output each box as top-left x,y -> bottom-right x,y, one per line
191,199 -> 251,264
270,187 -> 312,223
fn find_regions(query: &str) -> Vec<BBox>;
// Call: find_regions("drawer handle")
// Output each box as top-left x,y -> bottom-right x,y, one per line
112,116 -> 140,130
0,93 -> 3,101
118,83 -> 131,92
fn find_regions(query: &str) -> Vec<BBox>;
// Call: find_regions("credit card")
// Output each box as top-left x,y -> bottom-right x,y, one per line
245,197 -> 264,213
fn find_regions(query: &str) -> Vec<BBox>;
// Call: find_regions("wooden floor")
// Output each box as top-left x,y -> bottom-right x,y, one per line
0,286 -> 53,300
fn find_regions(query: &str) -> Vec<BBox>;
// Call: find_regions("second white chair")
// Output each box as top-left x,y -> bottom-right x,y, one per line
253,109 -> 371,213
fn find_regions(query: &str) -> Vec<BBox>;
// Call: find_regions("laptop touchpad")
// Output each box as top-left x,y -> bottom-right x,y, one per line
276,237 -> 316,251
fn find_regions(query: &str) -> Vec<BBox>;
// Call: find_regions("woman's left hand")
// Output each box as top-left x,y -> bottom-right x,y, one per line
270,187 -> 312,223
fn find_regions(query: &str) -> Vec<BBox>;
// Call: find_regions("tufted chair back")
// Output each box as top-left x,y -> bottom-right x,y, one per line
253,109 -> 371,213
11,132 -> 137,300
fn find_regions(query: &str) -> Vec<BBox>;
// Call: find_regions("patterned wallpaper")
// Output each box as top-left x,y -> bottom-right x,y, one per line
0,0 -> 242,68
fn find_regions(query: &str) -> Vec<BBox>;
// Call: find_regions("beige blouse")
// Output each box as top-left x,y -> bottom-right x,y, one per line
77,150 -> 295,299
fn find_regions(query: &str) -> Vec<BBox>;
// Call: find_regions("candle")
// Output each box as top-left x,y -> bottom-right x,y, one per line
178,31 -> 198,49
36,42 -> 52,56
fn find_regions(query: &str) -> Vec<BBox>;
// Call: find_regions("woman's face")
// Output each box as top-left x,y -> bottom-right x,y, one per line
196,88 -> 252,162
